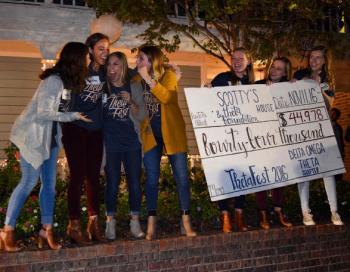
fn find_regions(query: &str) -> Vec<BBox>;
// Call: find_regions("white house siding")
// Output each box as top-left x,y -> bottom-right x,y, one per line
0,56 -> 41,159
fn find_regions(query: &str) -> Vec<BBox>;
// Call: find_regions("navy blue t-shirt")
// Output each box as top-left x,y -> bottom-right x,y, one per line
142,81 -> 162,142
103,83 -> 141,152
73,64 -> 105,131
255,76 -> 288,84
211,71 -> 250,87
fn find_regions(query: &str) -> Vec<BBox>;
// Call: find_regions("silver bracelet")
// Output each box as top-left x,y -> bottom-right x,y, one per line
146,78 -> 155,86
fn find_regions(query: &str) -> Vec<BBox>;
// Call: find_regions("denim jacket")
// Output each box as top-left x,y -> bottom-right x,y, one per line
10,75 -> 80,169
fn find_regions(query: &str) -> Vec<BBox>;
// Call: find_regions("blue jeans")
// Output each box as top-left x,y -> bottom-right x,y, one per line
144,144 -> 190,212
5,146 -> 59,227
105,149 -> 142,215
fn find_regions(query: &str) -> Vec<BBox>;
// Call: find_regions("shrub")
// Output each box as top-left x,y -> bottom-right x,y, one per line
0,145 -> 349,243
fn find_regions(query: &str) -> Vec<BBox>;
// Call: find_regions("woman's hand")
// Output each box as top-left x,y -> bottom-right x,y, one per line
120,91 -> 131,104
167,63 -> 182,81
77,113 -> 93,123
130,103 -> 139,116
138,66 -> 152,82
266,80 -> 272,86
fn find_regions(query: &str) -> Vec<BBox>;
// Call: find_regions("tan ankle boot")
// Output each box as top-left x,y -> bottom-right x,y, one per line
181,214 -> 197,237
259,210 -> 270,230
0,228 -> 20,252
274,210 -> 292,227
221,212 -> 232,233
145,216 -> 157,241
66,220 -> 89,245
87,216 -> 105,242
38,227 -> 62,250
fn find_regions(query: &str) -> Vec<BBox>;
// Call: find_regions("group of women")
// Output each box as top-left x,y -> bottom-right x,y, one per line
0,32 -> 344,252
0,33 -> 196,252
211,46 -> 344,233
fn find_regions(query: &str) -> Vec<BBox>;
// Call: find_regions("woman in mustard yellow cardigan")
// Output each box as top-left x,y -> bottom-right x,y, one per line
136,45 -> 197,240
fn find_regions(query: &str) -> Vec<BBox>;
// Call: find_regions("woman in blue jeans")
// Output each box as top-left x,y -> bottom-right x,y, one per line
103,52 -> 146,240
137,45 -> 197,240
0,42 -> 91,252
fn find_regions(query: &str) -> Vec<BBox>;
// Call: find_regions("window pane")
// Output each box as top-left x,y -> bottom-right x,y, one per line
75,0 -> 85,6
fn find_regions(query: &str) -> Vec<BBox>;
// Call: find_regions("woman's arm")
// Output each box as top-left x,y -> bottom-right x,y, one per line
150,69 -> 178,104
130,81 -> 147,121
36,76 -> 82,122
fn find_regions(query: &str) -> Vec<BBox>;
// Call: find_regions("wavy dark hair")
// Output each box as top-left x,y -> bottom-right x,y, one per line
40,42 -> 88,92
85,32 -> 109,62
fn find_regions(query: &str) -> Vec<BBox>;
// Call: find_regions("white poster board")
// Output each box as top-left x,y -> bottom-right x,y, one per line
184,80 -> 345,201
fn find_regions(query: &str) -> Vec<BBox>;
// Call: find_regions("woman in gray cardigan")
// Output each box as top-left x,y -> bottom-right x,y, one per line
0,42 -> 91,252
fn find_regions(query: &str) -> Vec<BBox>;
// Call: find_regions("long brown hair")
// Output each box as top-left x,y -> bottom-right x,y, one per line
105,51 -> 129,94
138,45 -> 166,80
268,57 -> 292,81
40,42 -> 89,92
85,32 -> 110,62
308,45 -> 335,90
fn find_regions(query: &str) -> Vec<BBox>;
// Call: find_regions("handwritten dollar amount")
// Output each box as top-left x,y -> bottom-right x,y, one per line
278,107 -> 325,127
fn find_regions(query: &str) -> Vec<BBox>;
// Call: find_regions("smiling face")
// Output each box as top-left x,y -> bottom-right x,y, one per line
90,38 -> 109,67
231,50 -> 250,77
107,55 -> 124,85
309,50 -> 325,73
269,60 -> 286,82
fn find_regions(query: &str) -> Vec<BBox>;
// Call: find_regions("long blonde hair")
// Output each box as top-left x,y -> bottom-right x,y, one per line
138,45 -> 166,80
106,52 -> 129,84
309,45 -> 335,90
105,52 -> 129,94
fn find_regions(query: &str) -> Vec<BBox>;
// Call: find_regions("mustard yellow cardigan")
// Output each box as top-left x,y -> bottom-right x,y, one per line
140,69 -> 187,155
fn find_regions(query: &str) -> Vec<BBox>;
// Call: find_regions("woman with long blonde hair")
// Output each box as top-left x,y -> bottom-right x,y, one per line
136,45 -> 197,240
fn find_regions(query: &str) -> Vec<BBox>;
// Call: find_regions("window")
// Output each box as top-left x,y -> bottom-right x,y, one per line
52,0 -> 86,6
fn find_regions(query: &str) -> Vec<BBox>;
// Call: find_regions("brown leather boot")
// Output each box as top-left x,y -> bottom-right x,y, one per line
0,228 -> 20,252
66,220 -> 89,245
38,227 -> 62,250
259,210 -> 270,230
234,209 -> 248,232
221,212 -> 232,233
275,209 -> 292,228
86,216 -> 105,242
